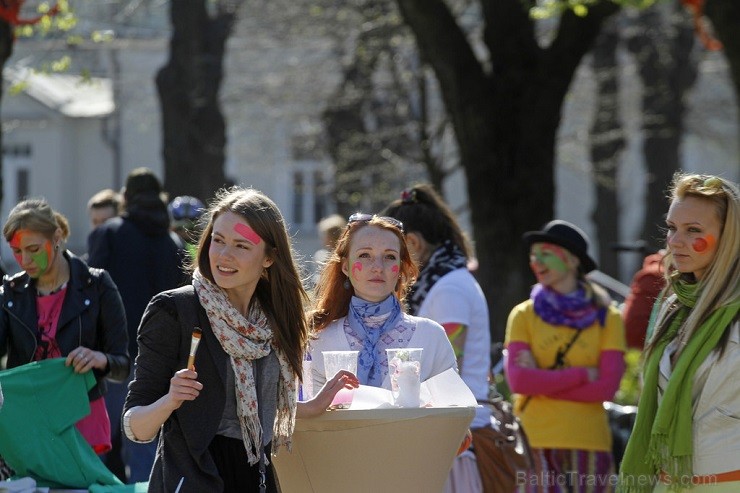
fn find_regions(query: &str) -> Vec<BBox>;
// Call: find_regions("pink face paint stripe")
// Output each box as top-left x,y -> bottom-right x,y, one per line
351,261 -> 363,278
391,265 -> 399,274
234,223 -> 262,244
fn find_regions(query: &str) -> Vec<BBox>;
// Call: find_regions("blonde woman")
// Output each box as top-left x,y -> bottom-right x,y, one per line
0,199 -> 129,453
619,174 -> 740,493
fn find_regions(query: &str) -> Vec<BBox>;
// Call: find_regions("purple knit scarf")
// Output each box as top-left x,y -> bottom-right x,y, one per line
530,283 -> 601,329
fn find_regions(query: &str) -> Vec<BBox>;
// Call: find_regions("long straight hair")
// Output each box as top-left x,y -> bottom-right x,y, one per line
646,173 -> 740,356
194,187 -> 308,378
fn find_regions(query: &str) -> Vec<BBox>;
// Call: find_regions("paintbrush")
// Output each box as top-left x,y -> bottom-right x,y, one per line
187,327 -> 202,371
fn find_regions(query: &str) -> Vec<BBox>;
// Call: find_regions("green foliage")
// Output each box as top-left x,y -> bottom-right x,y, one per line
90,30 -> 114,43
491,370 -> 512,402
8,80 -> 28,96
15,0 -> 76,38
8,1 -> 116,83
529,0 -> 659,19
614,349 -> 642,405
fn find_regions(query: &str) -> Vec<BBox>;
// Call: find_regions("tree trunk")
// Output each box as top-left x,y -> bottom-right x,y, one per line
395,0 -> 618,341
156,0 -> 232,200
627,5 -> 697,250
0,19 -> 14,212
705,0 -> 740,145
590,17 -> 625,279
322,23 -> 385,216
323,0 -> 449,214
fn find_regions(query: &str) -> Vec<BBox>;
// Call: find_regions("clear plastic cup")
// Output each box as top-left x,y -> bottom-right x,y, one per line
386,348 -> 423,407
322,350 -> 359,409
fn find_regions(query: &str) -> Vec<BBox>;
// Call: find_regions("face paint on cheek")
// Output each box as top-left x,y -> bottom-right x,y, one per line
31,249 -> 50,273
391,264 -> 399,274
692,234 -> 716,254
543,256 -> 568,273
351,261 -> 362,278
233,223 -> 262,245
531,245 -> 569,274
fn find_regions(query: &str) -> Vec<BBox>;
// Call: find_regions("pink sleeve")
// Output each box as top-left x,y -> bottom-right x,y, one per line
549,350 -> 626,402
505,341 -> 589,395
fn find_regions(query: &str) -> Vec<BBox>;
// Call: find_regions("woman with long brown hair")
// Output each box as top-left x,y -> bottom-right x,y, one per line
123,187 -> 354,492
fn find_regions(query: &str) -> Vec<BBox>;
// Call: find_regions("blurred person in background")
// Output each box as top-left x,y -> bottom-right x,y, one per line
310,214 -> 345,287
622,250 -> 666,349
87,189 -> 121,230
506,220 -> 626,493
168,195 -> 206,261
88,167 -> 183,483
383,184 -> 491,492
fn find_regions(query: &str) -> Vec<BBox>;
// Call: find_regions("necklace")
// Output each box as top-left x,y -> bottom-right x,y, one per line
37,281 -> 68,296
36,257 -> 70,296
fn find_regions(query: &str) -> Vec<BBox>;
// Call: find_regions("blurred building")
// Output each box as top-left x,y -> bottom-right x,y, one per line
0,2 -> 738,280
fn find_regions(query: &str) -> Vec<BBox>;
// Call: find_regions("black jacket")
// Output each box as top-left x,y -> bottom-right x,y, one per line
0,251 -> 130,400
125,286 -> 278,493
87,204 -> 185,360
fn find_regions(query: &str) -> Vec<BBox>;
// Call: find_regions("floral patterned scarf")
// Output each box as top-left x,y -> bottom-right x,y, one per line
192,269 -> 297,465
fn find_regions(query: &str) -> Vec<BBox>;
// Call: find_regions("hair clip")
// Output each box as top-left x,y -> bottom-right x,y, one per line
703,177 -> 722,189
401,188 -> 417,204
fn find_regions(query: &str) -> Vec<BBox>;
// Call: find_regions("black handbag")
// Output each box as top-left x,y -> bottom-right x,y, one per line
604,401 -> 637,470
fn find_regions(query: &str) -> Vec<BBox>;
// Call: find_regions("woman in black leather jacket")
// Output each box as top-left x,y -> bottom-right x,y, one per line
0,199 -> 129,454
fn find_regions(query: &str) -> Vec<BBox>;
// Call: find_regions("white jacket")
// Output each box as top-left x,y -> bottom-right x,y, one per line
691,319 -> 740,475
308,313 -> 457,391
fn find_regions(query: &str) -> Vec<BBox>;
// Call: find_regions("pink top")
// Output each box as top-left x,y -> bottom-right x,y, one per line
35,288 -> 66,360
506,341 -> 624,401
36,287 -> 112,454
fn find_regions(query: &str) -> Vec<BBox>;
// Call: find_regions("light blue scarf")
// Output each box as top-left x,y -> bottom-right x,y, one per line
347,295 -> 403,386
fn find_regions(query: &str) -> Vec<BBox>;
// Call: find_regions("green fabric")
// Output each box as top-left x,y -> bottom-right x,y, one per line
0,358 -> 123,488
618,281 -> 740,493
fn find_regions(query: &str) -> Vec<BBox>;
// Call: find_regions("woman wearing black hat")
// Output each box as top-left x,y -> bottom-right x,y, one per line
504,220 -> 627,492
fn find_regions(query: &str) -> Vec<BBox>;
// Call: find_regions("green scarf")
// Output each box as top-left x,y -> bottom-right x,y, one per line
618,281 -> 740,493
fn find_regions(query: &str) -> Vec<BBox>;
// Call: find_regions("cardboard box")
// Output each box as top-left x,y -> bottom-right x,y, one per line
273,406 -> 475,493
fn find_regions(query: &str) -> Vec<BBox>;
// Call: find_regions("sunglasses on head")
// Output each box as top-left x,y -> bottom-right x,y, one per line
347,213 -> 404,232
